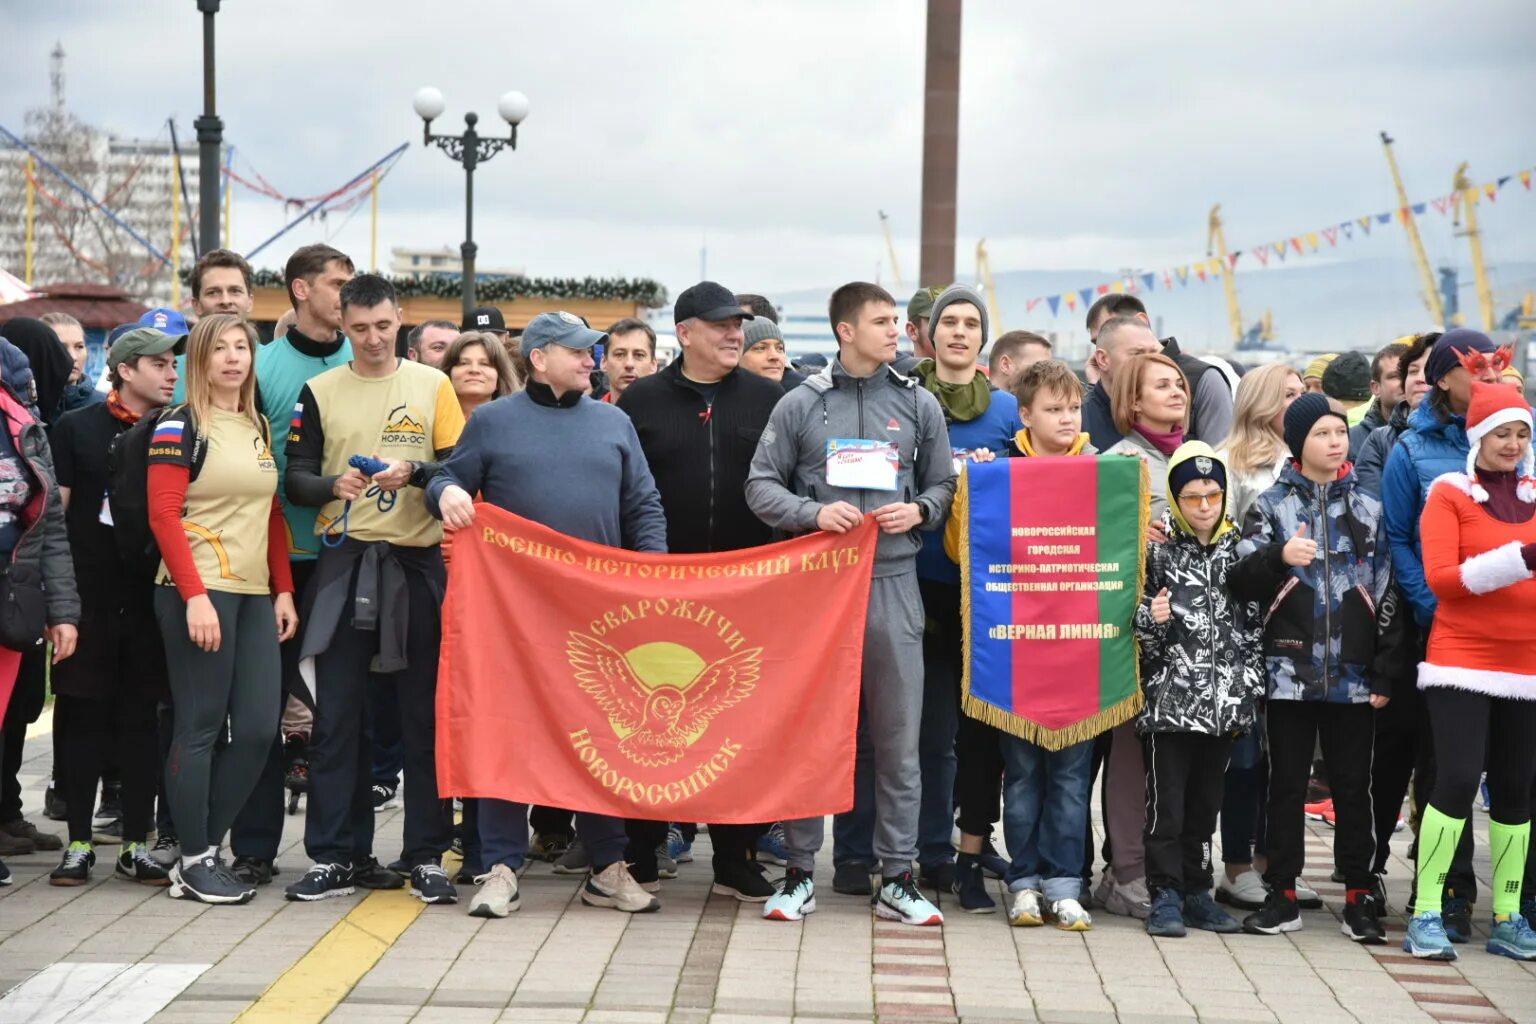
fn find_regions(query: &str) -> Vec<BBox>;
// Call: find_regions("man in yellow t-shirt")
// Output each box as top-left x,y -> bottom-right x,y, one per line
282,274 -> 464,905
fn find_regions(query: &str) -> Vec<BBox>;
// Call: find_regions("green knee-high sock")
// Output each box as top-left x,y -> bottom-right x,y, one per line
1488,819 -> 1531,917
1414,806 -> 1466,916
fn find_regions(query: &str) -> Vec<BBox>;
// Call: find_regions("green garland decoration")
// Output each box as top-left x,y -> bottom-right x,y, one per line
182,268 -> 667,307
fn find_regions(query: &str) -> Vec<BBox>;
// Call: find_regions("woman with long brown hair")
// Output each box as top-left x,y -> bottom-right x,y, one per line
441,331 -> 520,418
149,314 -> 296,905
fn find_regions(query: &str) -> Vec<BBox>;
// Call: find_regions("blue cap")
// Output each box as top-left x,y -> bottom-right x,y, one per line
138,307 -> 189,336
106,322 -> 140,348
521,311 -> 605,353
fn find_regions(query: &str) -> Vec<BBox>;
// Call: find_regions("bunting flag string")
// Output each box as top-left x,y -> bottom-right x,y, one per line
1019,158 -> 1535,320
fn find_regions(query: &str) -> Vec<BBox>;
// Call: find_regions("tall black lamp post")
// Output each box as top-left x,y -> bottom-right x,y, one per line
412,87 -> 529,317
195,0 -> 223,255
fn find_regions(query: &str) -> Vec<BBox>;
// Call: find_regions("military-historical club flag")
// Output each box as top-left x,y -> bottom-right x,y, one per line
438,504 -> 879,823
957,456 -> 1147,749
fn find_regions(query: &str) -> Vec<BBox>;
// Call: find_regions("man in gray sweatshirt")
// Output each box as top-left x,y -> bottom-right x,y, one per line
746,281 -> 957,926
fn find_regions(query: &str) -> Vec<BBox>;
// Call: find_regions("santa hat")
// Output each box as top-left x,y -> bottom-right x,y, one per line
1463,381 -> 1536,502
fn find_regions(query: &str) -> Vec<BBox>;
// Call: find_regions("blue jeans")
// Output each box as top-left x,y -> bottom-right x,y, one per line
1001,734 -> 1094,903
479,799 -> 628,872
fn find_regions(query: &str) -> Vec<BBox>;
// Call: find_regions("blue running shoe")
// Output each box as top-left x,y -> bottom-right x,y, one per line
763,867 -> 815,921
756,823 -> 788,866
1403,911 -> 1458,960
876,871 -> 943,926
1183,890 -> 1240,934
1486,913 -> 1536,961
1146,887 -> 1186,937
666,825 -> 692,864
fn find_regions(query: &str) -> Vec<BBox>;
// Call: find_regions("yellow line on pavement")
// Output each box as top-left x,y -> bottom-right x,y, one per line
234,888 -> 424,1024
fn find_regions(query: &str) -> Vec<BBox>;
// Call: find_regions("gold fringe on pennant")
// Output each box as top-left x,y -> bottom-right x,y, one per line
958,456 -> 1155,753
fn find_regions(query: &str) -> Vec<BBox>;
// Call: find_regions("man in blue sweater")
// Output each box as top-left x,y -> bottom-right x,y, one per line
428,311 -> 668,920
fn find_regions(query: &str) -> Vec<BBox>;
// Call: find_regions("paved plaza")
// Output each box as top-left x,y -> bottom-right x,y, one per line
1,710 -> 1531,1024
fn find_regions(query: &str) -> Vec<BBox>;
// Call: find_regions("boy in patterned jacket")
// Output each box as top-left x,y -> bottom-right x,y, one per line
1134,441 -> 1265,938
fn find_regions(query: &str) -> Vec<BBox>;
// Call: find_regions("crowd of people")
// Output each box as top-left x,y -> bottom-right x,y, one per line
0,244 -> 1531,966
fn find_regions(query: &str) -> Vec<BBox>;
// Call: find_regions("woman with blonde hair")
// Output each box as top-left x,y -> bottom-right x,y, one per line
441,331 -> 520,418
1222,363 -> 1305,526
149,314 -> 296,905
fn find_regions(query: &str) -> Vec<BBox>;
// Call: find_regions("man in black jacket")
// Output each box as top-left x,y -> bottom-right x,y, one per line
617,281 -> 784,901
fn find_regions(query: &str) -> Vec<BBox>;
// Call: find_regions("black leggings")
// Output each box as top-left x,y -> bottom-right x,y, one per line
1424,688 -> 1536,824
156,588 -> 282,855
54,693 -> 158,845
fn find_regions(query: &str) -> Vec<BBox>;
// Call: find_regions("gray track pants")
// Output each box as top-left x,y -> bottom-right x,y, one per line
785,571 -> 924,876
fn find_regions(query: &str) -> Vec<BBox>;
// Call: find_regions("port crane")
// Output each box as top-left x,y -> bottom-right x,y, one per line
1380,132 -> 1446,326
879,211 -> 905,293
1450,162 -> 1496,332
1206,204 -> 1275,350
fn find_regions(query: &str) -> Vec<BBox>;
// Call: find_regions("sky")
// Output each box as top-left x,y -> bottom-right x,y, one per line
5,0 -> 1535,339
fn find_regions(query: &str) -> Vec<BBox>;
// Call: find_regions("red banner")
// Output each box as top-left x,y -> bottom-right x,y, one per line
437,504 -> 878,823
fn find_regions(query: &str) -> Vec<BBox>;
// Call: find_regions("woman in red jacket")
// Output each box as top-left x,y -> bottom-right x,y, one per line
1405,377 -> 1536,962
149,314 -> 296,905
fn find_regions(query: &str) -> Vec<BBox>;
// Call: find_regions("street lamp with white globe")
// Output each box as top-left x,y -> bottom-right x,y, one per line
413,87 -> 530,317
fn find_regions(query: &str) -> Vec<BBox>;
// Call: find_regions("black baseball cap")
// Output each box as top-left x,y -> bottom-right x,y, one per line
463,306 -> 508,333
673,281 -> 755,325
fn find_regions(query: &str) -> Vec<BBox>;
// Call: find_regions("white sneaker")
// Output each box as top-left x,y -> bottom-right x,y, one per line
1009,888 -> 1044,927
1104,876 -> 1151,920
581,861 -> 660,913
468,864 -> 519,918
1049,897 -> 1093,931
1295,876 -> 1323,909
1216,869 -> 1267,911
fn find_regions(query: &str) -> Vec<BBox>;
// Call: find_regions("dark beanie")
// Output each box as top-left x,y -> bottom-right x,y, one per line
1168,450 -> 1227,497
1322,352 -> 1371,402
1424,328 -> 1495,387
1284,392 -> 1347,462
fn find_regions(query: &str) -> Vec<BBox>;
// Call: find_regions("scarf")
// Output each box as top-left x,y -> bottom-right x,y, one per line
913,358 -> 991,423
106,389 -> 144,425
1136,423 -> 1185,457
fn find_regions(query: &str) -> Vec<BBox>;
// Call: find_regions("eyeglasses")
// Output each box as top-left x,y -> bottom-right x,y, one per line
1454,345 -> 1514,378
1177,492 -> 1222,508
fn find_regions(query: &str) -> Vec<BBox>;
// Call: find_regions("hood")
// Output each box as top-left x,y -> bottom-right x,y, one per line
806,355 -> 917,394
1013,429 -> 1091,458
1277,459 -> 1355,500
1166,440 -> 1234,541
1388,400 -> 1411,430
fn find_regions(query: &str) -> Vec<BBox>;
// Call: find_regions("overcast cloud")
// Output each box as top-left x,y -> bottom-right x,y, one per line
5,0 -> 1535,308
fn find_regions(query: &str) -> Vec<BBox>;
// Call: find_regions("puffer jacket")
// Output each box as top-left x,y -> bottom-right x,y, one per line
745,357 -> 956,577
1381,402 -> 1471,627
0,386 -> 80,630
1354,400 -> 1410,498
1133,442 -> 1264,736
0,340 -> 41,421
1231,461 -> 1404,703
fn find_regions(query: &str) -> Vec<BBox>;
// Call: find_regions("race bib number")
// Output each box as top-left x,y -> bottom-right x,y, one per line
826,439 -> 899,492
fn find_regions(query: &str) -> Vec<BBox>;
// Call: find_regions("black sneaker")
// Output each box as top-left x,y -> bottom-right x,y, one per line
1442,895 -> 1472,943
1243,891 -> 1302,935
171,854 -> 256,904
951,857 -> 998,914
410,863 -> 458,905
230,856 -> 275,887
979,837 -> 1009,880
95,783 -> 123,825
832,862 -> 874,896
116,844 -> 171,886
710,859 -> 775,903
355,856 -> 405,890
92,818 -> 124,846
919,861 -> 956,892
49,842 -> 96,886
285,862 -> 355,901
1342,895 -> 1386,944
44,779 -> 68,821
372,783 -> 400,811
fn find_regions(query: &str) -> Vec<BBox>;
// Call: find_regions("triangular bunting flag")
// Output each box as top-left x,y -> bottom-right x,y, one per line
1079,287 -> 1095,307
1026,297 -> 1041,313
1162,270 -> 1174,290
1047,295 -> 1061,317
1521,170 -> 1532,190
1431,197 -> 1448,215
1289,237 -> 1303,255
1176,266 -> 1189,285
1226,253 -> 1240,271
1253,247 -> 1270,267
1411,202 -> 1426,216
1095,284 -> 1110,296
1142,273 -> 1156,291
1376,212 -> 1392,224
1341,222 -> 1354,239
1110,280 -> 1126,294
1273,241 -> 1287,257
1064,292 -> 1078,311
1497,175 -> 1511,189
1357,216 -> 1371,233
1196,264 -> 1208,282
1305,232 -> 1319,251
1323,226 -> 1339,247
1485,182 -> 1497,202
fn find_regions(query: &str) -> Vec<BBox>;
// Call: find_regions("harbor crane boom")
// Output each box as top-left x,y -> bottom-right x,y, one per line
1380,131 -> 1446,325
879,210 -> 905,293
1207,204 -> 1244,346
975,238 -> 1001,333
1451,162 -> 1496,332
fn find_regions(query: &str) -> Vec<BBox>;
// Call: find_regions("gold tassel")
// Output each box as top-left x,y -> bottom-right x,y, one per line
961,688 -> 1143,751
